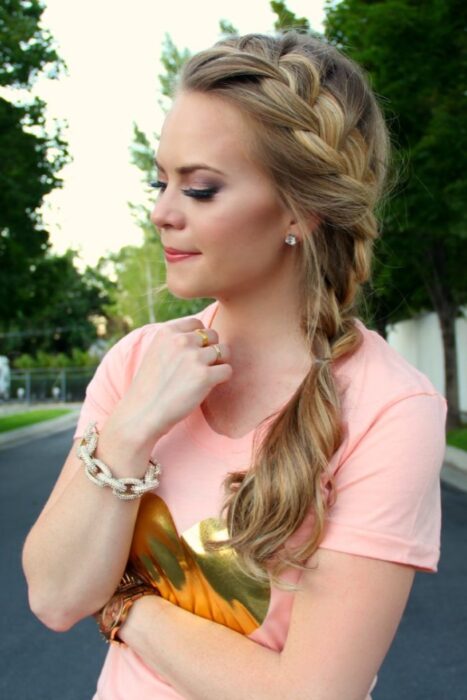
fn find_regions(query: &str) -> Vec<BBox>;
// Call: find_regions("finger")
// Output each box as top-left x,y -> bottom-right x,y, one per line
201,343 -> 231,365
192,328 -> 219,347
207,362 -> 233,386
167,317 -> 205,332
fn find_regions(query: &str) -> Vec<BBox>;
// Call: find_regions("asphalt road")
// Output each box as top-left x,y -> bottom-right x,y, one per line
1,428 -> 466,699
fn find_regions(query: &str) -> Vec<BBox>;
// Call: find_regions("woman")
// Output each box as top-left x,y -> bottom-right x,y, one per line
23,31 -> 447,700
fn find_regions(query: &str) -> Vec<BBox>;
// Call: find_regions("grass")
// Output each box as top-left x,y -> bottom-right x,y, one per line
0,408 -> 72,433
1,406 -> 466,452
446,426 -> 467,452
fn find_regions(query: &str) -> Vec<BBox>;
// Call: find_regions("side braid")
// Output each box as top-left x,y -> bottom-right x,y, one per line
177,31 -> 391,587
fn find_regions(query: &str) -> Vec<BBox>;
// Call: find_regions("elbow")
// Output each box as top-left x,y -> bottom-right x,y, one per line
23,561 -> 99,632
27,587 -> 84,632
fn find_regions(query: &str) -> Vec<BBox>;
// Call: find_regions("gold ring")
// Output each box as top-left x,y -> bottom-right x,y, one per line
212,344 -> 222,363
195,329 -> 210,347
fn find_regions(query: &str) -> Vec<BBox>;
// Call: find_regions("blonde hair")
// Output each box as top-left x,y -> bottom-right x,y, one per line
177,31 -> 392,587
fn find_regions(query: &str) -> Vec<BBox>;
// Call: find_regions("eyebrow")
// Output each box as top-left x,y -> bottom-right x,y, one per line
154,157 -> 225,176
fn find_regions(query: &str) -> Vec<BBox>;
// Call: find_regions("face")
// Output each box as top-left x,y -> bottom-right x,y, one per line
150,90 -> 297,301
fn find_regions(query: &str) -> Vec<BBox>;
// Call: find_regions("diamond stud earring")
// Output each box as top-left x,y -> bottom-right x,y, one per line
285,233 -> 298,246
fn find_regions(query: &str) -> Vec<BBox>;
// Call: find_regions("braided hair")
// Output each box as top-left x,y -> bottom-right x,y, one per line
177,31 -> 392,587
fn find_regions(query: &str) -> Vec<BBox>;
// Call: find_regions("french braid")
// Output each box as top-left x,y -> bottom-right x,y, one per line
178,31 -> 392,587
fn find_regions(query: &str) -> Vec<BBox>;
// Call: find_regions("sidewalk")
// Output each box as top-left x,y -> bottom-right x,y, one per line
0,403 -> 466,491
442,445 -> 467,492
0,401 -> 82,416
0,402 -> 81,450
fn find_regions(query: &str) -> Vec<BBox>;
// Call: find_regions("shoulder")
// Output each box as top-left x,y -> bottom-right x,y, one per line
336,317 -> 446,423
320,319 -> 447,571
332,317 -> 447,472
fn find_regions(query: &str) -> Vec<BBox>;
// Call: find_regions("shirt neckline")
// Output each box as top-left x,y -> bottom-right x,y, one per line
184,301 -> 256,454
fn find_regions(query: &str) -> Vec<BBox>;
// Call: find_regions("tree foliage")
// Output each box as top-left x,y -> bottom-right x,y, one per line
219,19 -> 238,36
112,29 -> 222,328
0,0 -> 69,337
2,250 -> 115,357
0,0 -> 61,87
105,230 -> 206,329
0,1 -> 114,361
158,33 -> 191,103
118,0 -> 464,424
325,0 -> 467,313
271,0 -> 311,33
324,0 -> 467,425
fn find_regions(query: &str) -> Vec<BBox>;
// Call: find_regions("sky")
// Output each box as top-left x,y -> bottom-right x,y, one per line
17,0 -> 326,267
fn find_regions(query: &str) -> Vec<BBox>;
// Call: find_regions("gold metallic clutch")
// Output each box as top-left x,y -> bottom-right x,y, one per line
130,493 -> 271,636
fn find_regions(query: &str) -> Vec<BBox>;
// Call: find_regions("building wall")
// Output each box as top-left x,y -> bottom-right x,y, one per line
386,307 -> 467,413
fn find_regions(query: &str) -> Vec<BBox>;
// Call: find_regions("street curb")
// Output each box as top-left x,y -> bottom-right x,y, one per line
1,413 -> 466,492
445,445 -> 467,471
0,410 -> 80,451
442,445 -> 467,493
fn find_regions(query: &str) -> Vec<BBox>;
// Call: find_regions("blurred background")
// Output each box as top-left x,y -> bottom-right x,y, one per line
0,1 -> 466,698
0,0 -> 465,430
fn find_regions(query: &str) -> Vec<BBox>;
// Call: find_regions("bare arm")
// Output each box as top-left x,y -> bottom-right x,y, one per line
120,549 -> 414,700
22,433 -> 154,631
22,318 -> 232,631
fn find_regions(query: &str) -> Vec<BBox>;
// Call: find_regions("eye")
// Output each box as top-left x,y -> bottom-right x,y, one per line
149,181 -> 219,201
182,186 -> 219,200
150,180 -> 167,194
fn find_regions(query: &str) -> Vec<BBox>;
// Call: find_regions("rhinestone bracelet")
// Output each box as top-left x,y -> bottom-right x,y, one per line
77,421 -> 161,500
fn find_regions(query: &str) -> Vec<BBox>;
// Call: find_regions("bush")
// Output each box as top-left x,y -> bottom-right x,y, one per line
12,349 -> 99,369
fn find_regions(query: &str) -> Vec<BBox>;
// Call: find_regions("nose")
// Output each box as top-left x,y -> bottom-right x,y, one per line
150,191 -> 185,231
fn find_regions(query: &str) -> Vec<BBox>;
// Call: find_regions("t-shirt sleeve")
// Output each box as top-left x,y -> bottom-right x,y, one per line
319,391 -> 448,572
73,327 -> 148,440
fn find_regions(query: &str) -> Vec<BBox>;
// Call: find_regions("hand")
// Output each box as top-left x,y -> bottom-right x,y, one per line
101,317 -> 232,463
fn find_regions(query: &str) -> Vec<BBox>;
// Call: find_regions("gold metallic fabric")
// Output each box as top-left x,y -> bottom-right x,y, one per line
130,493 -> 271,635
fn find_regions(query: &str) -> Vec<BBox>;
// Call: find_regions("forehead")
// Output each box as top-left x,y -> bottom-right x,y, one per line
157,91 -> 256,171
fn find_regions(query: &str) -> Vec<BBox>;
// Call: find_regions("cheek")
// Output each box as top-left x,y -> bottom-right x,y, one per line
202,194 -> 285,250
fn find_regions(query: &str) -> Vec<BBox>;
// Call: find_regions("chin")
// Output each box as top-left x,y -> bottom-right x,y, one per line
166,282 -> 209,300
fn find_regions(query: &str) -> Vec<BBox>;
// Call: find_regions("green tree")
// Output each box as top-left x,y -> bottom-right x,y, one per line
158,34 -> 192,110
105,222 -> 208,328
2,250 -> 115,357
0,0 -> 69,332
219,19 -> 239,36
110,31 -> 219,328
271,0 -> 311,33
325,0 -> 467,428
105,232 -> 164,329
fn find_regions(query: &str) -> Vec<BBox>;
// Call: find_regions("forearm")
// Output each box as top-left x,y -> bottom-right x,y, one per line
22,432 -> 152,630
23,471 -> 138,629
120,596 -> 285,700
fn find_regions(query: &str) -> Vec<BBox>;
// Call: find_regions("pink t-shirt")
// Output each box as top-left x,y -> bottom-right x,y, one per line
74,301 -> 447,700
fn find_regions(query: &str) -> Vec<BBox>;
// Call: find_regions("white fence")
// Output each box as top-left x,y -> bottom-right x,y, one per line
7,367 -> 95,403
386,307 -> 467,414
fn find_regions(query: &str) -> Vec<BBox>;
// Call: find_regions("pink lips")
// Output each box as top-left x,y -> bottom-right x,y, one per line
163,247 -> 201,263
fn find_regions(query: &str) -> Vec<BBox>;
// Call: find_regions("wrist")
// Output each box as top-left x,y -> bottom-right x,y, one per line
99,416 -> 167,475
78,422 -> 161,500
96,429 -> 158,479
95,570 -> 158,646
118,593 -> 162,647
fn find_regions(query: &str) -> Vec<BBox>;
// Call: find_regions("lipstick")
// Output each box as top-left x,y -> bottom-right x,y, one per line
163,247 -> 201,263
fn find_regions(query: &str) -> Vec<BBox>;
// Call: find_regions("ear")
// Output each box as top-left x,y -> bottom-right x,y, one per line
306,212 -> 321,233
288,212 -> 321,242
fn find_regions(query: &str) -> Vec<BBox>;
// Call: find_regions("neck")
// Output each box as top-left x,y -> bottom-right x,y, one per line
209,289 -> 311,377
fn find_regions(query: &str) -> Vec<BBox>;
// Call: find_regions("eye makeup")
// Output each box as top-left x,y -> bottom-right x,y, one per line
150,180 -> 219,200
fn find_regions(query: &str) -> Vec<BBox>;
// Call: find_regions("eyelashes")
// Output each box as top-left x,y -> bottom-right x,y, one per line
149,180 -> 219,201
